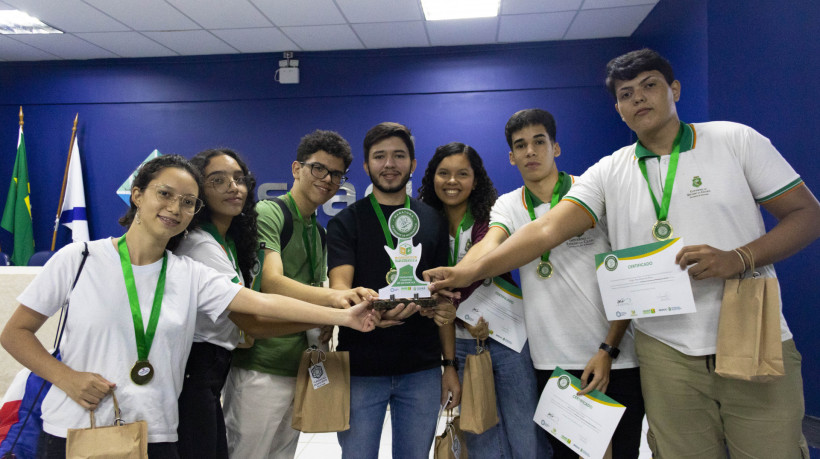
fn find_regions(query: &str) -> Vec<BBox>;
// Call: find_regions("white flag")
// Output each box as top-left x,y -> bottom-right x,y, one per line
59,138 -> 89,242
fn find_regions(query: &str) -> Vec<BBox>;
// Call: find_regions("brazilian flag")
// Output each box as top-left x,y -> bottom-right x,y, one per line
1,126 -> 35,266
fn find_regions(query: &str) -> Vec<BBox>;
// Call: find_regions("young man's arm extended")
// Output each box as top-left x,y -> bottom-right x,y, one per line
425,201 -> 593,290
457,226 -> 509,266
263,249 -> 376,308
676,185 -> 820,279
329,265 -> 418,327
230,249 -> 374,338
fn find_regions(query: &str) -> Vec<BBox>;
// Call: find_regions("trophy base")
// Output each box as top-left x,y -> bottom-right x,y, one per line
373,296 -> 437,311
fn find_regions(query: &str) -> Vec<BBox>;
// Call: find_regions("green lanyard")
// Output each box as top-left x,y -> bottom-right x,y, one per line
286,191 -> 319,285
524,172 -> 569,264
448,207 -> 472,267
369,193 -> 410,270
117,235 -> 167,365
200,222 -> 241,284
637,126 -> 683,223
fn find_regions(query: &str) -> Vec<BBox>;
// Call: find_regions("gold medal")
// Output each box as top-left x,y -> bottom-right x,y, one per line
385,268 -> 397,285
652,220 -> 673,241
130,360 -> 154,385
536,261 -> 553,279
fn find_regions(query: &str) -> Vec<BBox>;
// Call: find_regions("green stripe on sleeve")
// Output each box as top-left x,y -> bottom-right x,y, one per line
757,178 -> 803,203
489,222 -> 510,236
562,197 -> 599,223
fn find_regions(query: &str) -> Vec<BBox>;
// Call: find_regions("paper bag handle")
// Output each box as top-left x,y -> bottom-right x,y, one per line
88,391 -> 124,429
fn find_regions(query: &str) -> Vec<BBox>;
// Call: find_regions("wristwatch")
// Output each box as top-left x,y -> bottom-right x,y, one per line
441,358 -> 458,370
599,343 -> 620,359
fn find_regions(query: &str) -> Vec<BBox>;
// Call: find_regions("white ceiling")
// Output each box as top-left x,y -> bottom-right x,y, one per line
0,0 -> 658,61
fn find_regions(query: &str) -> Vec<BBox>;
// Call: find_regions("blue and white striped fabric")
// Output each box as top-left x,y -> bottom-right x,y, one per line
0,365 -> 52,458
59,138 -> 89,242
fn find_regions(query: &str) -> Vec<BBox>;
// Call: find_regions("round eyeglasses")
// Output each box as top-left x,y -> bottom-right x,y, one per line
207,174 -> 250,193
151,184 -> 203,215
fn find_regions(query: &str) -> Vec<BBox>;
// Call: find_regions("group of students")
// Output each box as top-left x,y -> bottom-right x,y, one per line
1,47 -> 817,459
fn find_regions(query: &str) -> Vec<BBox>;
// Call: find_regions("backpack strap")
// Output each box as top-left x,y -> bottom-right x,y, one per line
271,197 -> 294,250
271,196 -> 326,250
317,225 -> 326,251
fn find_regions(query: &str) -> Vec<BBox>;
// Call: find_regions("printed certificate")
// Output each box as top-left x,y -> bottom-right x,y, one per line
534,368 -> 625,459
455,276 -> 527,352
595,238 -> 696,320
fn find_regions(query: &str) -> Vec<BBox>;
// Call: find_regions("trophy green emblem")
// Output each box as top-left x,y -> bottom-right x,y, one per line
373,208 -> 437,310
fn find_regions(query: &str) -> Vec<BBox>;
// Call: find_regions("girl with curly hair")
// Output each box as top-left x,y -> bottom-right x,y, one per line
419,142 -> 545,458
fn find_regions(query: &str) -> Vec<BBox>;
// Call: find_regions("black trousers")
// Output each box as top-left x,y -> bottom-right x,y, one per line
38,431 -> 179,459
536,367 -> 645,459
176,342 -> 233,459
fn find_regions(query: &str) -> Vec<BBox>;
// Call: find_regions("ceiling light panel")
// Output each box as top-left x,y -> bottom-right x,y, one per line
422,0 -> 499,21
0,9 -> 61,34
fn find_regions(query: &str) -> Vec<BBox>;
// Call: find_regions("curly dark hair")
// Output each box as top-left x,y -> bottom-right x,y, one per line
417,142 -> 497,223
296,130 -> 353,169
184,148 -> 259,283
119,154 -> 202,250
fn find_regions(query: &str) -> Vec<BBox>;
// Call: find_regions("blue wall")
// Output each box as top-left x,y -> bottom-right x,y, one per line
0,39 -> 634,245
0,0 -> 817,416
633,0 -> 820,417
705,0 -> 820,418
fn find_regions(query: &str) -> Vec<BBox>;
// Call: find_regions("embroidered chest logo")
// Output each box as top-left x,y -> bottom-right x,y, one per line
686,175 -> 711,199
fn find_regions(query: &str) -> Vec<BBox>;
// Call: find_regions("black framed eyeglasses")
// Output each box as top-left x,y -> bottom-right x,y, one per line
207,174 -> 250,193
300,161 -> 347,185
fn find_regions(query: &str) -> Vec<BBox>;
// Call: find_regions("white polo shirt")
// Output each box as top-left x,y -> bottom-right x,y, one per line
565,121 -> 803,356
490,181 -> 638,370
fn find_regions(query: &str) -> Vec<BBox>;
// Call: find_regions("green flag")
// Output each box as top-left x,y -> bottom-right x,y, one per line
1,126 -> 35,266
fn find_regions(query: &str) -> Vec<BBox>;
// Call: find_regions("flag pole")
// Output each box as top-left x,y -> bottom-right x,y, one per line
51,113 -> 78,251
1,107 -> 24,253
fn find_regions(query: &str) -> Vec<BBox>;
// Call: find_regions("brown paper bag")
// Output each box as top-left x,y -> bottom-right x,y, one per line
434,411 -> 467,459
291,346 -> 351,432
66,392 -> 148,459
459,340 -> 499,434
716,268 -> 785,382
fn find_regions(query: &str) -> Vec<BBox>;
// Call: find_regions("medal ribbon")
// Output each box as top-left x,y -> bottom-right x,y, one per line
637,126 -> 683,222
200,222 -> 241,284
287,191 -> 320,285
525,172 -> 570,264
448,206 -> 472,267
369,193 -> 410,270
117,235 -> 167,363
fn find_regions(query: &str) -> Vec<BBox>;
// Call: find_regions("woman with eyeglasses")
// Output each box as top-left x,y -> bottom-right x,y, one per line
0,154 -> 376,458
172,148 -> 260,458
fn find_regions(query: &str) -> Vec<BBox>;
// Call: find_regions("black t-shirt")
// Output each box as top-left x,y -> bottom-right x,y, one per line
327,196 -> 448,376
